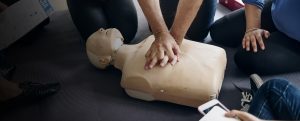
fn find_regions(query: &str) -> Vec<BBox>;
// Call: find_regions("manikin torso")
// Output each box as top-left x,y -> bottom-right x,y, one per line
87,28 -> 227,107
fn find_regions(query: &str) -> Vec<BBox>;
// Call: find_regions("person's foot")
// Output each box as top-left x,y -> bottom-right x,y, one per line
0,81 -> 60,110
18,81 -> 60,99
232,82 -> 252,112
233,74 -> 264,112
0,53 -> 16,80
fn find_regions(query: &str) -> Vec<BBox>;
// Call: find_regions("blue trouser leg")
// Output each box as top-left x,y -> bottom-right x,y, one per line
248,79 -> 300,120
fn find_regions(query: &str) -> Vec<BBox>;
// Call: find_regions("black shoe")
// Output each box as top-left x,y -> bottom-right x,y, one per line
0,82 -> 60,110
0,53 -> 16,80
233,74 -> 265,112
232,82 -> 253,112
18,81 -> 61,100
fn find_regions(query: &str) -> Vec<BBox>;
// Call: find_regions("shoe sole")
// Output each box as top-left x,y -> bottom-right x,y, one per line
250,74 -> 264,88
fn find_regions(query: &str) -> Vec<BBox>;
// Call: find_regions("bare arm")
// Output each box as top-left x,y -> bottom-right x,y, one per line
138,0 -> 168,35
138,0 -> 180,70
170,0 -> 203,45
243,4 -> 270,52
245,4 -> 261,31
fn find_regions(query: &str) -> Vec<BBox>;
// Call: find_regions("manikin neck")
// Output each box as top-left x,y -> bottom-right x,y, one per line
112,44 -> 135,70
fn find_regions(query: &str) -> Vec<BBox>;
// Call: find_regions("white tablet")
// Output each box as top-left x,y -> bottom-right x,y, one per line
198,99 -> 229,115
199,106 -> 240,121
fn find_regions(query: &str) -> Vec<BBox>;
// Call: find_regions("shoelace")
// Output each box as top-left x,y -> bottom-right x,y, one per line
240,91 -> 253,111
20,82 -> 56,97
232,82 -> 253,111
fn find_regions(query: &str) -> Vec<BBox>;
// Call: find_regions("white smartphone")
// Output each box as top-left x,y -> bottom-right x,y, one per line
198,99 -> 229,115
199,106 -> 240,121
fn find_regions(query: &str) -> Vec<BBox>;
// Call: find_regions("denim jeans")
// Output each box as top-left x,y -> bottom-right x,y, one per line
248,79 -> 300,120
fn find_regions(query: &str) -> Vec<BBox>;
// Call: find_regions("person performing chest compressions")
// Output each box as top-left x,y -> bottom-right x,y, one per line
86,28 -> 226,107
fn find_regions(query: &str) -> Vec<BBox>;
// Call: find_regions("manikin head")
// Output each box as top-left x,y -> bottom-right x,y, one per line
86,28 -> 124,69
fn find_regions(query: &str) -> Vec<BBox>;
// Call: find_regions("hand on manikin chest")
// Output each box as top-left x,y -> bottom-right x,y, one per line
86,28 -> 226,107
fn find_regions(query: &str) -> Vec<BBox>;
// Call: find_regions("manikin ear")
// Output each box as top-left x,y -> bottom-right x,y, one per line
106,28 -> 124,52
87,54 -> 112,69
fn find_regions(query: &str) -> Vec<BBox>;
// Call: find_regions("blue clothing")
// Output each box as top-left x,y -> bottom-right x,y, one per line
248,79 -> 300,120
242,0 -> 300,42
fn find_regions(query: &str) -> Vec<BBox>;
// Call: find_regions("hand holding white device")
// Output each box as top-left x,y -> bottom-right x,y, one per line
199,106 -> 240,121
198,99 -> 240,121
198,99 -> 229,115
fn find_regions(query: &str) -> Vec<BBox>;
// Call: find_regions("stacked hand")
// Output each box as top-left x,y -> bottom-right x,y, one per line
242,28 -> 270,52
144,32 -> 181,70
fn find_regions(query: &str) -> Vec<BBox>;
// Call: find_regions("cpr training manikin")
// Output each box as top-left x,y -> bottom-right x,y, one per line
86,28 -> 227,107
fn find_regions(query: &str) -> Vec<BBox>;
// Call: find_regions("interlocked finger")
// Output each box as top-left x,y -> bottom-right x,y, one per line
160,55 -> 169,67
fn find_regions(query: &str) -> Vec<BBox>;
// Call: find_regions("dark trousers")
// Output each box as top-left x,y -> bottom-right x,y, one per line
210,0 -> 300,75
160,0 -> 217,42
249,79 -> 300,120
67,0 -> 138,44
67,0 -> 217,43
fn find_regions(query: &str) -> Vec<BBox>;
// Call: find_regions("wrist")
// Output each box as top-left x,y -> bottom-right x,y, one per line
153,30 -> 169,37
170,30 -> 184,44
245,28 -> 259,33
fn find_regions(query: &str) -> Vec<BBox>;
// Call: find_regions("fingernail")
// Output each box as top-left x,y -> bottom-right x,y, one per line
262,47 -> 265,50
254,49 -> 257,52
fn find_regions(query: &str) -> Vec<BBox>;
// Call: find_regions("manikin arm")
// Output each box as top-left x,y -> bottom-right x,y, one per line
170,0 -> 204,45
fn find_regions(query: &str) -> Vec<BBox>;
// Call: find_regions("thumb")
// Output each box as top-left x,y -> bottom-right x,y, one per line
173,44 -> 181,57
226,110 -> 261,121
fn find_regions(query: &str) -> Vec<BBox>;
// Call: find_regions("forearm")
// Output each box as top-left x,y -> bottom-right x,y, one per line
170,0 -> 203,44
245,4 -> 262,31
138,0 -> 168,36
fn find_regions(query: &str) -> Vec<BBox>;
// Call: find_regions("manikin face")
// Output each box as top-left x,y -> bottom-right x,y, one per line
95,37 -> 123,69
86,28 -> 124,69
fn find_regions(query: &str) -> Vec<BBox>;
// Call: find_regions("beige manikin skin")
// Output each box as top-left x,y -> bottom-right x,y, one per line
86,28 -> 227,108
